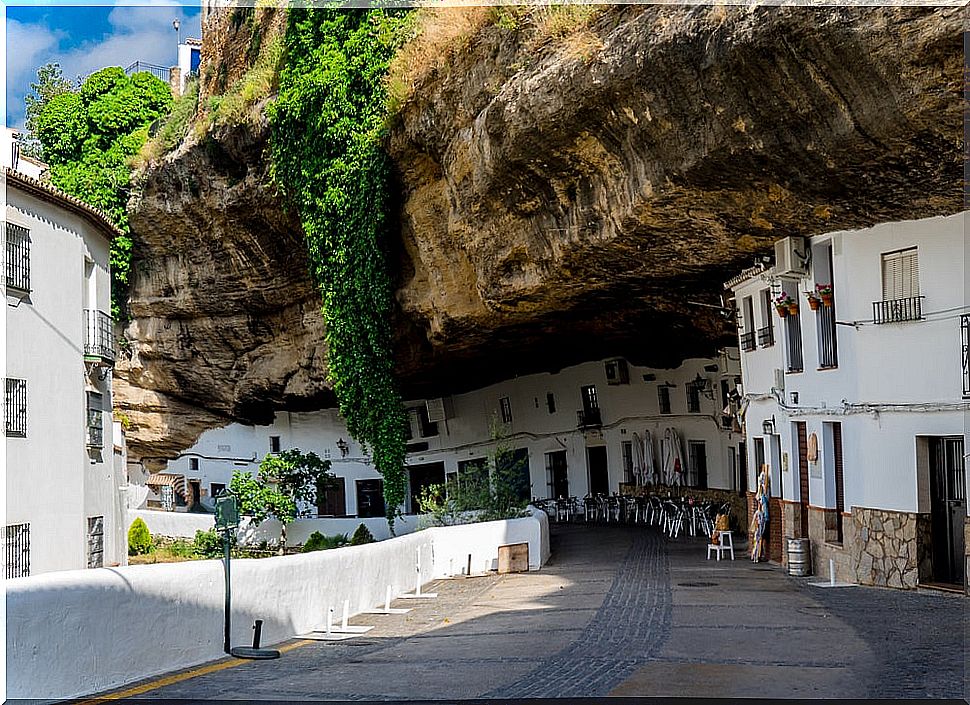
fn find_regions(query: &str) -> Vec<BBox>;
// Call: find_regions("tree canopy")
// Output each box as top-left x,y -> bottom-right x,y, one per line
28,64 -> 172,318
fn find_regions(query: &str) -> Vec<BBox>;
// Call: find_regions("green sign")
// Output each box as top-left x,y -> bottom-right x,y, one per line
214,493 -> 239,531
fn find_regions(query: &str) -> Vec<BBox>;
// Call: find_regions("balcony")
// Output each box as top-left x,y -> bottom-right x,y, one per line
962,315 -> 969,397
577,408 -> 602,428
86,424 -> 104,449
757,324 -> 774,348
84,309 -> 115,365
873,296 -> 923,324
739,330 -> 757,352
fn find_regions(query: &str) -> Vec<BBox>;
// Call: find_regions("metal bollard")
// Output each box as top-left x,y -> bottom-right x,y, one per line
252,620 -> 263,649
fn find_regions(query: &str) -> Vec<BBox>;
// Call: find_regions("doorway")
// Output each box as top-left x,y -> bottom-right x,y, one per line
738,442 -> 748,495
356,479 -> 385,518
794,422 -> 810,538
687,441 -> 708,489
586,446 -> 609,496
408,462 -> 446,514
546,451 -> 568,499
929,437 -> 966,586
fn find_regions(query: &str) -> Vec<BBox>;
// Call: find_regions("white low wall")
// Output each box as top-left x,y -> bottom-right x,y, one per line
7,510 -> 548,700
127,509 -> 421,544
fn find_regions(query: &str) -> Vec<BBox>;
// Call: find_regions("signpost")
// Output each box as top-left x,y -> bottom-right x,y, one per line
214,491 -> 280,660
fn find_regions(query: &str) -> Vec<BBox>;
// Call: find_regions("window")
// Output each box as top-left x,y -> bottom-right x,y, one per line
546,392 -> 556,414
269,436 -> 281,454
758,290 -> 774,347
720,380 -> 733,428
210,483 -> 226,499
881,248 -> 919,300
86,392 -> 103,448
658,385 -> 671,415
621,441 -> 634,484
740,296 -> 756,351
5,378 -> 26,437
87,516 -> 104,569
605,359 -> 630,385
686,382 -> 701,413
5,223 -> 30,293
579,385 -> 601,426
417,406 -> 438,438
499,397 -> 513,424
782,283 -> 803,372
875,248 -> 922,323
2,523 -> 30,578
317,477 -> 347,516
189,457 -> 200,473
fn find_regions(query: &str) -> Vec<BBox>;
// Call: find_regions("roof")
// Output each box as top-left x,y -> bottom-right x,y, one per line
5,167 -> 124,242
724,263 -> 769,290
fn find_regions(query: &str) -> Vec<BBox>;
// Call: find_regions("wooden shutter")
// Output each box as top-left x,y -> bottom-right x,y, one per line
881,248 -> 919,300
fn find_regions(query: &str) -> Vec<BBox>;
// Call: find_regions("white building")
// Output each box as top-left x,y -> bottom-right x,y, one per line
726,212 -> 968,591
132,354 -> 743,519
4,132 -> 127,575
174,38 -> 202,95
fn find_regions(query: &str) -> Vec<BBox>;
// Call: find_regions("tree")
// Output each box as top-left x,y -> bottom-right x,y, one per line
29,65 -> 172,320
229,449 -> 336,549
23,63 -> 73,158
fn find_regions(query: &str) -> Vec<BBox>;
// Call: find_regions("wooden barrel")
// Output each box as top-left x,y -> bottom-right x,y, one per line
787,538 -> 812,577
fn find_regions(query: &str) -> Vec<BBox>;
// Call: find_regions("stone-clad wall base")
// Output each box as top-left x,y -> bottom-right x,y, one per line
851,507 -> 925,589
808,507 -> 855,583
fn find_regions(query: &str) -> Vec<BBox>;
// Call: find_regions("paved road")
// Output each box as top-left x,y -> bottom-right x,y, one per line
121,523 -> 966,701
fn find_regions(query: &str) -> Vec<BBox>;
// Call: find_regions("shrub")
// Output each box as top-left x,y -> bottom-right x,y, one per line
127,518 -> 154,556
350,523 -> 376,546
167,539 -> 196,558
301,531 -> 349,553
192,528 -> 225,558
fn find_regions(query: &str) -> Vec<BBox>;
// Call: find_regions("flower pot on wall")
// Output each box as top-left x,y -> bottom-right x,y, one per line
821,294 -> 834,307
807,297 -> 820,311
788,303 -> 799,315
776,305 -> 789,318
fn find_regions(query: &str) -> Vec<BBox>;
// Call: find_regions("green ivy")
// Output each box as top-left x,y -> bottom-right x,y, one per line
268,8 -> 413,530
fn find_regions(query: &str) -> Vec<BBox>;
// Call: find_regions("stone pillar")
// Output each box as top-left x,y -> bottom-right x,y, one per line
169,66 -> 182,97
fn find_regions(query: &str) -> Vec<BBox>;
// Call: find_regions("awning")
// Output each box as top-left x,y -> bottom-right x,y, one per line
146,473 -> 187,497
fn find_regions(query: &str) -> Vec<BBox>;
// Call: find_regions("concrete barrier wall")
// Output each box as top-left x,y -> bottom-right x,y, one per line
7,511 -> 548,700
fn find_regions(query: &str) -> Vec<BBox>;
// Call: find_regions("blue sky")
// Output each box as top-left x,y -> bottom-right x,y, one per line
6,2 -> 202,129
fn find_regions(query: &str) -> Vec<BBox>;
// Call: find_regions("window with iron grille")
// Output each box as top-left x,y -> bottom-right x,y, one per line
686,382 -> 701,413
86,391 -> 103,448
269,435 -> 281,454
962,315 -> 969,397
87,516 -> 104,569
499,396 -> 513,424
5,223 -> 30,293
658,385 -> 671,415
5,378 -> 27,437
2,523 -> 30,578
875,248 -> 922,324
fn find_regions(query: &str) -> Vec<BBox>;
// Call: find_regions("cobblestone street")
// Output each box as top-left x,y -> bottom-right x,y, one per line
119,524 -> 966,701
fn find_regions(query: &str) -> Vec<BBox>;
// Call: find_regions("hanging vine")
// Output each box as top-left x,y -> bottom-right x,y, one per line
268,8 -> 413,529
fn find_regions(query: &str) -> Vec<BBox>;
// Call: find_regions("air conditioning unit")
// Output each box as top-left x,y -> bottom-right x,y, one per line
773,368 -> 786,392
426,397 -> 451,423
774,236 -> 810,279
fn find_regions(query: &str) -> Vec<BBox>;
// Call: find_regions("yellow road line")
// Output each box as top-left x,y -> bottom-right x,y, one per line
74,639 -> 313,704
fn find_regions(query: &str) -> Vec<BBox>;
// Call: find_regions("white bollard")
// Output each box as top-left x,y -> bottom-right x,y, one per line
415,547 -> 422,596
385,585 -> 392,611
829,559 -> 836,586
342,599 -> 350,631
326,606 -> 334,636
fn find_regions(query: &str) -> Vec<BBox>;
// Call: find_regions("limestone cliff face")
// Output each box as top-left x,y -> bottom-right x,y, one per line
117,5 -> 963,459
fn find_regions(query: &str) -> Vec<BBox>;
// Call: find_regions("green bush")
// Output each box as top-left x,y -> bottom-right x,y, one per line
167,539 -> 196,558
350,523 -> 375,546
127,518 -> 154,556
192,528 -> 225,559
301,531 -> 349,553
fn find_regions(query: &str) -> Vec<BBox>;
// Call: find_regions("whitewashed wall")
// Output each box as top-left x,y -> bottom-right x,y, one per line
7,511 -> 548,701
6,181 -> 124,574
730,212 -> 969,513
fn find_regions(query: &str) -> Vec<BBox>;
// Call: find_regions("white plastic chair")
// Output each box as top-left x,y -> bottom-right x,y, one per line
706,531 -> 735,561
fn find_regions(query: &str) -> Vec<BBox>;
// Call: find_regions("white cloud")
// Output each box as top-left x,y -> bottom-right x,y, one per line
6,5 -> 202,130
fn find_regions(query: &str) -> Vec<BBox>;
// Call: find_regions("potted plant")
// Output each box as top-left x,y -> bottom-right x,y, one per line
816,283 -> 834,307
774,292 -> 792,318
805,290 -> 821,311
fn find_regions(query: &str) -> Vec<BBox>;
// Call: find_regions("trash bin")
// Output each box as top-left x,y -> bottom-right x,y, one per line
787,538 -> 812,577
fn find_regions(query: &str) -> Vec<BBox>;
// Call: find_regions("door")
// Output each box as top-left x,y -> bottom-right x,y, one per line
356,479 -> 385,518
687,441 -> 708,489
738,442 -> 748,495
795,422 -> 810,537
930,437 -> 966,586
833,423 -> 844,543
586,446 -> 609,496
408,462 -> 446,514
546,451 -> 568,499
497,448 -> 531,502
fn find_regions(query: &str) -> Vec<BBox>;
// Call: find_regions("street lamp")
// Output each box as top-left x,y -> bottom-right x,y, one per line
173,18 -> 181,46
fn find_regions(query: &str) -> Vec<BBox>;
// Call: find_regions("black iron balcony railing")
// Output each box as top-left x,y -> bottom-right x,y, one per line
740,330 -> 757,352
125,61 -> 170,82
757,324 -> 774,348
785,313 -> 804,373
817,304 -> 838,369
577,408 -> 602,428
84,309 -> 115,364
873,296 -> 923,324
